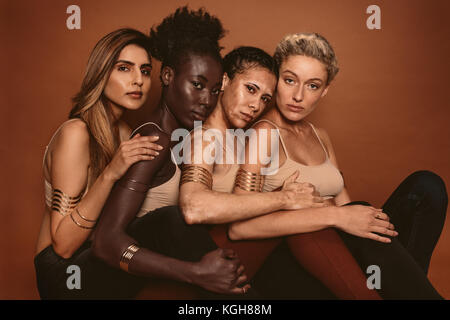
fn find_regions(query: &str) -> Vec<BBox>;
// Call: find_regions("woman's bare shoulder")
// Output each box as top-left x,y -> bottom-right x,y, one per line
50,119 -> 90,155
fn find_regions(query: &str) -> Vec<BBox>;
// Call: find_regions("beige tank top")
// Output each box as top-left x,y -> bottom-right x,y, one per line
256,119 -> 344,200
130,122 -> 181,217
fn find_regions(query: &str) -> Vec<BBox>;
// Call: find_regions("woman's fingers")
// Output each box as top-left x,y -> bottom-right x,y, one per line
366,232 -> 392,243
233,273 -> 248,287
371,208 -> 390,221
370,225 -> 398,237
127,139 -> 163,151
230,283 -> 251,295
372,218 -> 395,230
313,196 -> 324,203
128,147 -> 160,157
236,264 -> 245,277
130,155 -> 155,163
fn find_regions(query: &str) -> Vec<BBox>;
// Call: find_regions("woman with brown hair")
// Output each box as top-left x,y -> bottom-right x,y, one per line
34,28 -> 162,299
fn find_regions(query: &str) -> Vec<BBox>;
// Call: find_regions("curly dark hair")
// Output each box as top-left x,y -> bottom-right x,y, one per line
149,6 -> 225,72
223,46 -> 278,80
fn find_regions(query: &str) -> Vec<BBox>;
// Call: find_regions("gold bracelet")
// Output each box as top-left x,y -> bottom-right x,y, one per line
69,211 -> 95,229
75,208 -> 97,223
119,244 -> 140,272
234,168 -> 264,192
180,165 -> 213,189
117,178 -> 150,194
51,188 -> 83,216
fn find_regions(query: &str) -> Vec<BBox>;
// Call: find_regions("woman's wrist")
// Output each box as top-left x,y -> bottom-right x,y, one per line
279,190 -> 293,210
100,166 -> 117,184
181,261 -> 200,285
326,205 -> 344,228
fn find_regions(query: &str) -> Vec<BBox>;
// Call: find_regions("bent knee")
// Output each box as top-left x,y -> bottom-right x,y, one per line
407,171 -> 448,204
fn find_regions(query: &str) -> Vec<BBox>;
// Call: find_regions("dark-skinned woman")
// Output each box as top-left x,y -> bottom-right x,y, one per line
89,7 -> 249,299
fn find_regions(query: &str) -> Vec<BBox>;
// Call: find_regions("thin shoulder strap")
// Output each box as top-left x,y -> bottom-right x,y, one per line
130,121 -> 163,138
43,118 -> 80,167
253,119 -> 290,159
307,122 -> 329,158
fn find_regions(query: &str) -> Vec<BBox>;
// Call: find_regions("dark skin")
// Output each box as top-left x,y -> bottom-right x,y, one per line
92,54 -> 249,294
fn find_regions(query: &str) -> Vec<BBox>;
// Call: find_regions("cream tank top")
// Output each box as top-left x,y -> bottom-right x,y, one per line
256,119 -> 344,200
130,122 -> 181,217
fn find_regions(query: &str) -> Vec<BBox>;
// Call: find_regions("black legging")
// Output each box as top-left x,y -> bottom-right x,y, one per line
253,170 -> 447,299
337,171 -> 447,299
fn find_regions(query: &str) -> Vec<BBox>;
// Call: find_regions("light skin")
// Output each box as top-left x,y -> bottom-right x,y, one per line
179,65 -> 321,227
36,44 -> 162,258
229,54 -> 398,243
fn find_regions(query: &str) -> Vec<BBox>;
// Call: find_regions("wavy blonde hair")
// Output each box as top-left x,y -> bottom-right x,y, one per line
274,33 -> 339,84
69,28 -> 151,183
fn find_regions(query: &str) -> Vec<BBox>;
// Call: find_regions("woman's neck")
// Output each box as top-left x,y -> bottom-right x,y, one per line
153,99 -> 180,136
268,106 -> 308,133
205,98 -> 231,134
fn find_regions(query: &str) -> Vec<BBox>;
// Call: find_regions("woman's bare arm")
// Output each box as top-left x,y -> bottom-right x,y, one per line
48,120 -> 159,258
229,124 -> 396,243
178,127 -> 312,225
92,125 -> 248,294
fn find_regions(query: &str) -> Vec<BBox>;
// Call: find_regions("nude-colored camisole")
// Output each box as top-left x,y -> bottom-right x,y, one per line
130,122 -> 181,217
255,119 -> 344,200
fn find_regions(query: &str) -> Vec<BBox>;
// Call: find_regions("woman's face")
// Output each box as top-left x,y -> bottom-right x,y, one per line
164,54 -> 223,130
220,67 -> 277,128
103,44 -> 152,113
276,55 -> 329,122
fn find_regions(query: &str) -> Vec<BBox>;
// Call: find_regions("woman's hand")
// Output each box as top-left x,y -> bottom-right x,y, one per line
281,170 -> 326,210
104,134 -> 163,181
334,205 -> 398,243
192,248 -> 250,295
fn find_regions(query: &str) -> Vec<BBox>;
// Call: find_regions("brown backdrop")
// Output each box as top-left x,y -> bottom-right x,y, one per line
2,0 -> 450,299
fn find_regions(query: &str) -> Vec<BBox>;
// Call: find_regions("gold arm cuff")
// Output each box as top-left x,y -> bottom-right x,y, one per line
51,188 -> 83,216
75,208 -> 97,223
180,165 -> 213,189
234,168 -> 265,192
119,244 -> 141,272
69,211 -> 95,229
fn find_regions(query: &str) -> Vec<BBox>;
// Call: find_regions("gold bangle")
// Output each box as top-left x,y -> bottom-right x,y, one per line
75,208 -> 97,223
180,165 -> 213,189
234,168 -> 264,192
119,244 -> 140,272
51,188 -> 83,216
117,178 -> 150,194
69,211 -> 95,229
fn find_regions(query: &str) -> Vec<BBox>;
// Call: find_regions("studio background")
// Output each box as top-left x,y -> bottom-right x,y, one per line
2,0 -> 449,299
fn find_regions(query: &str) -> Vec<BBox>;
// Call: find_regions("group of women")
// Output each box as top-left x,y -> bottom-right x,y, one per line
35,6 -> 448,299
